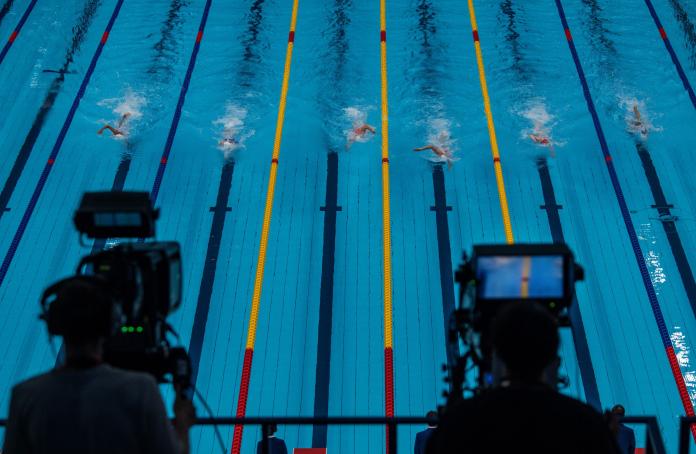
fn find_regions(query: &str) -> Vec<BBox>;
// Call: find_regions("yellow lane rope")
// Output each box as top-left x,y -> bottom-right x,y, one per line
466,0 -> 515,244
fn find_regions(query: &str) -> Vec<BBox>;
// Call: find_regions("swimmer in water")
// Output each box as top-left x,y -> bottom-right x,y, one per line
630,104 -> 649,137
529,122 -> 556,158
97,112 -> 131,136
414,144 -> 454,169
219,137 -> 238,147
346,123 -> 376,149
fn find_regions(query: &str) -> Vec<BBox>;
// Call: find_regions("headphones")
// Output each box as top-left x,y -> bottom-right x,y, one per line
40,275 -> 122,339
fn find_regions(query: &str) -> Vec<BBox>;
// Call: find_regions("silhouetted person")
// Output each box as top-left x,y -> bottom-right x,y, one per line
256,423 -> 288,454
415,411 -> 438,454
2,277 -> 196,454
610,405 -> 636,454
427,302 -> 618,453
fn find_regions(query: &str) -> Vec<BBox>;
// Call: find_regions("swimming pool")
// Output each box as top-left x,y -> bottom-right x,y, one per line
1,0 -> 696,451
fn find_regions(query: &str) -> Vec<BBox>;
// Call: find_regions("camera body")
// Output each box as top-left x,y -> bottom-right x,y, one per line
41,192 -> 190,387
447,243 -> 583,403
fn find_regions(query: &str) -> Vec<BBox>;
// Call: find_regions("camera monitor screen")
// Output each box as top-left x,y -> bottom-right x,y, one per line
476,255 -> 565,300
94,212 -> 143,227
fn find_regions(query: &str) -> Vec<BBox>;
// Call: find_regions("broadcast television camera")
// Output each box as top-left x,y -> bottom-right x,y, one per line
40,191 -> 191,387
445,243 -> 583,405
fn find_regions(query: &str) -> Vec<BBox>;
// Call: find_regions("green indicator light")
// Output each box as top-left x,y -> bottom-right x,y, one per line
136,326 -> 144,333
121,326 -> 128,333
128,327 -> 135,333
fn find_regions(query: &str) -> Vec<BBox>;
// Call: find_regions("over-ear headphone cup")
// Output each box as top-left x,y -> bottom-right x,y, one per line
46,298 -> 66,336
40,275 -> 117,340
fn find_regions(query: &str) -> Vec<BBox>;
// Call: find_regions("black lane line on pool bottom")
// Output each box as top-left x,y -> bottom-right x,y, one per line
0,0 -> 38,65
536,157 -> 601,411
0,0 -> 124,289
635,142 -> 696,317
430,164 -> 456,383
188,162 -> 235,387
312,151 -> 342,449
0,0 -> 101,218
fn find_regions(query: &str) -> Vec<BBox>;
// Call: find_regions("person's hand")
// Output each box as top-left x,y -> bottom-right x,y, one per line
173,393 -> 196,435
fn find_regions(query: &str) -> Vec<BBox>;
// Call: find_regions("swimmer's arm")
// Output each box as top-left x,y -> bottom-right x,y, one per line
633,105 -> 642,122
98,125 -> 123,136
414,146 -> 434,152
365,124 -> 376,133
117,112 -> 132,128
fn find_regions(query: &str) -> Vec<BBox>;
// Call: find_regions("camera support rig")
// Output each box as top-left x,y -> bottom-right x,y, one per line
444,243 -> 584,408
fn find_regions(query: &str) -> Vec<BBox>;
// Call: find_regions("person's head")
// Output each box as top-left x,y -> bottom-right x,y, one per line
45,277 -> 114,360
608,405 -> 626,433
264,424 -> 278,437
426,410 -> 438,428
491,302 -> 560,385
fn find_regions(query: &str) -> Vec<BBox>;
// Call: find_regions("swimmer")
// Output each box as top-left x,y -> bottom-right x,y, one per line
630,104 -> 649,137
346,123 -> 376,149
219,137 -> 238,147
97,112 -> 131,136
414,144 -> 454,169
529,122 -> 556,158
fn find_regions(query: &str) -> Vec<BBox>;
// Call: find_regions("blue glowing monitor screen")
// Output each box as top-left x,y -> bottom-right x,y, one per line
94,212 -> 142,227
476,255 -> 564,299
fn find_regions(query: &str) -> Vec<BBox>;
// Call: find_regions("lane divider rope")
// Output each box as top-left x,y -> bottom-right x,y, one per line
641,0 -> 696,110
465,0 -> 514,245
0,0 -> 125,289
230,1 -> 299,452
553,0 -> 696,439
379,0 -> 395,452
0,0 -> 38,65
149,0 -> 213,205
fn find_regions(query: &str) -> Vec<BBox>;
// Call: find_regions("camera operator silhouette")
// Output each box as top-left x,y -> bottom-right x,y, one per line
427,302 -> 619,453
2,276 -> 196,454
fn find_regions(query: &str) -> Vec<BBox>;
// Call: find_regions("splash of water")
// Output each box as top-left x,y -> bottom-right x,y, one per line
421,117 -> 459,165
343,105 -> 376,148
97,89 -> 146,139
618,95 -> 663,139
517,99 -> 564,154
214,104 -> 254,160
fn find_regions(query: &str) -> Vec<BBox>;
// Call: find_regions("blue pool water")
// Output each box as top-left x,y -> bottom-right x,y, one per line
1,0 -> 696,452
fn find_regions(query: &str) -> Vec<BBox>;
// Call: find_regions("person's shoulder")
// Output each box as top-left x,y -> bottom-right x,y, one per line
11,369 -> 57,395
619,423 -> 636,435
98,365 -> 159,389
551,391 -> 604,417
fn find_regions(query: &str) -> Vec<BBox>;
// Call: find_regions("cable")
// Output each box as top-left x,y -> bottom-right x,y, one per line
192,385 -> 227,454
163,378 -> 226,454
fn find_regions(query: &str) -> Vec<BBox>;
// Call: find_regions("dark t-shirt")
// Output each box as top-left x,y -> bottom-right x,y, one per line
427,385 -> 619,454
2,364 -> 181,454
